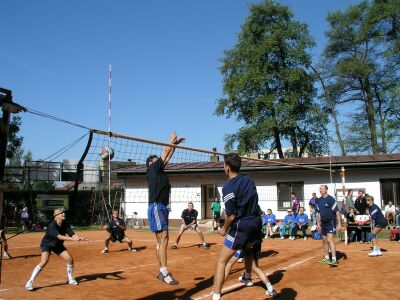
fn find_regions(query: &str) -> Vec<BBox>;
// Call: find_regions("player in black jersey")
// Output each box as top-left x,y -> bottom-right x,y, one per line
25,208 -> 88,291
101,210 -> 138,253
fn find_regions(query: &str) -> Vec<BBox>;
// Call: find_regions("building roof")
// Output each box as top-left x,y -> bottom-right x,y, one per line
116,153 -> 400,177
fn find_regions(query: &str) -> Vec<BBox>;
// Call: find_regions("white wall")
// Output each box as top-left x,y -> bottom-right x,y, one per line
123,167 -> 399,220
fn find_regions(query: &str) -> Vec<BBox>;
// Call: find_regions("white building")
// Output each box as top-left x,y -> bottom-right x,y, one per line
117,154 -> 400,221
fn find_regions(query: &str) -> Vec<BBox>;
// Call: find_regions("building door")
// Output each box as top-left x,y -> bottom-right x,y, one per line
201,184 -> 219,219
380,179 -> 400,206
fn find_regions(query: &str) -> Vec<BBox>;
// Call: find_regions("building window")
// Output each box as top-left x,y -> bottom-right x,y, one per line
277,182 -> 304,210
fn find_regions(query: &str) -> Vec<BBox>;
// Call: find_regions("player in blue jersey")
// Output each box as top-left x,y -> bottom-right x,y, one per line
263,209 -> 277,238
146,132 -> 184,286
366,196 -> 387,256
316,185 -> 341,266
212,153 -> 264,300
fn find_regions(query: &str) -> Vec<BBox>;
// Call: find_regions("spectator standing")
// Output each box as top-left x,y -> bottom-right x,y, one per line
20,206 -> 30,231
291,192 -> 300,216
344,190 -> 355,213
211,198 -> 221,231
309,193 -> 318,226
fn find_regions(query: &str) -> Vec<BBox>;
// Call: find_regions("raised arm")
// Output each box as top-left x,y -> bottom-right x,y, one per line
161,132 -> 185,167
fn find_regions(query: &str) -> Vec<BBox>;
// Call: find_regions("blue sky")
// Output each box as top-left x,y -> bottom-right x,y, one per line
1,0 -> 360,161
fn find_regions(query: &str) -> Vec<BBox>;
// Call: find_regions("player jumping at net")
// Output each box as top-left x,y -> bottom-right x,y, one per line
366,196 -> 387,256
101,210 -> 139,253
317,185 -> 341,266
172,202 -> 209,249
25,208 -> 88,291
146,132 -> 184,286
212,153 -> 264,300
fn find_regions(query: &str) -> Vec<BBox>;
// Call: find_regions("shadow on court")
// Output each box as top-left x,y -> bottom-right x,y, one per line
336,250 -> 348,261
4,253 -> 41,260
172,243 -> 217,249
259,249 -> 279,259
114,245 -> 147,252
279,287 -> 298,300
136,288 -> 185,300
76,270 -> 125,282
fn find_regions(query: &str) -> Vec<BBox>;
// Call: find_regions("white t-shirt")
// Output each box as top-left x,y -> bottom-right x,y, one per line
385,205 -> 395,213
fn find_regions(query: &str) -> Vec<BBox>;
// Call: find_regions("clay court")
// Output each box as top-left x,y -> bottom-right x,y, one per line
1,229 -> 399,300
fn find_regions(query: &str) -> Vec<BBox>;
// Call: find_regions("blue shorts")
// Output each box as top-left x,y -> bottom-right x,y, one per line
148,203 -> 169,232
224,216 -> 262,251
321,220 -> 336,236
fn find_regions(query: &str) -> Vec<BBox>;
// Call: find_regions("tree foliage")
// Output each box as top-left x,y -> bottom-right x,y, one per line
216,0 -> 328,157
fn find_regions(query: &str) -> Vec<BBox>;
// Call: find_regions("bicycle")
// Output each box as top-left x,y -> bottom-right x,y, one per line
125,212 -> 144,229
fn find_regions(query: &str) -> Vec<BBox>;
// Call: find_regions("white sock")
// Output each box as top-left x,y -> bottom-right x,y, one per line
160,267 -> 169,276
67,264 -> 74,280
212,293 -> 221,300
29,265 -> 42,283
332,256 -> 337,261
266,282 -> 274,292
325,255 -> 330,260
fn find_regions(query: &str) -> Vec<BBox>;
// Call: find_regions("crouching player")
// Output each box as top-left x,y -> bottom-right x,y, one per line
101,210 -> 138,253
224,233 -> 277,297
25,208 -> 88,291
366,196 -> 387,257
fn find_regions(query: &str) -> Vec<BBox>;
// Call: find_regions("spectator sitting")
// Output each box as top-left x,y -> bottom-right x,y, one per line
280,210 -> 296,240
384,201 -> 396,227
345,208 -> 358,243
294,207 -> 309,240
262,209 -> 276,239
308,193 -> 318,226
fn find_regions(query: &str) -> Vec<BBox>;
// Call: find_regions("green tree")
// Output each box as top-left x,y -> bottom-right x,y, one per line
7,115 -> 24,165
215,0 -> 328,157
324,0 -> 400,154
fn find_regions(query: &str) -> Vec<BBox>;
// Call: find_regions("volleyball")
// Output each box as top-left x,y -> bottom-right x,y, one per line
99,146 -> 115,161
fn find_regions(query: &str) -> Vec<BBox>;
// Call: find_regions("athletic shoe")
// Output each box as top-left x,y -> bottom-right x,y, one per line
265,289 -> 278,297
303,237 -> 308,240
68,278 -> 79,285
280,236 -> 285,240
289,236 -> 294,240
157,272 -> 179,285
201,244 -> 210,249
3,252 -> 11,259
25,281 -> 34,291
172,245 -> 178,249
129,247 -> 139,252
101,249 -> 108,254
329,259 -> 338,266
237,258 -> 244,263
239,274 -> 253,286
368,250 -> 382,257
318,258 -> 331,264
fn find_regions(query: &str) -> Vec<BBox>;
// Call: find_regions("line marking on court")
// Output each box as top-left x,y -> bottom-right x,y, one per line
192,255 -> 317,300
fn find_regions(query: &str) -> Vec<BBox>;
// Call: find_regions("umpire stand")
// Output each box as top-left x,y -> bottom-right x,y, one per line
0,88 -> 26,283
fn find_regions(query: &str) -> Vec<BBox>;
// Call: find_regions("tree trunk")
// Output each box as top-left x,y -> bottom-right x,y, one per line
290,128 -> 299,157
273,127 -> 284,158
331,108 -> 346,156
374,84 -> 387,153
363,79 -> 380,154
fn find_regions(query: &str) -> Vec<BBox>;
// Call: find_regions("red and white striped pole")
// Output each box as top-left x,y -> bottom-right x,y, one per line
108,65 -> 112,215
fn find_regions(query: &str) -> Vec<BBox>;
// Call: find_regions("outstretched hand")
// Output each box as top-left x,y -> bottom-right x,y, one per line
173,137 -> 186,145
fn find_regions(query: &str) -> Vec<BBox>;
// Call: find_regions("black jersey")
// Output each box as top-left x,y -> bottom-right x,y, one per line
181,209 -> 198,225
109,218 -> 126,239
41,220 -> 75,248
146,157 -> 171,206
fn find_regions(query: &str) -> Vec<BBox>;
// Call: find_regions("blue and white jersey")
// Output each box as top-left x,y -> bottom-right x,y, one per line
295,213 -> 309,225
283,214 -> 296,224
316,195 -> 338,222
369,203 -> 385,224
263,213 -> 276,225
222,175 -> 261,223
